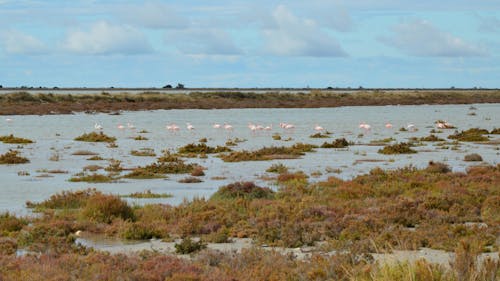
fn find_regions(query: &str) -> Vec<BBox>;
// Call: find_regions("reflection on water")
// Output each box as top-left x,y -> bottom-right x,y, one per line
1,104 -> 499,214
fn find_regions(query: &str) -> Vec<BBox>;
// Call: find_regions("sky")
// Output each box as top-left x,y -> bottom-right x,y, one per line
0,0 -> 499,88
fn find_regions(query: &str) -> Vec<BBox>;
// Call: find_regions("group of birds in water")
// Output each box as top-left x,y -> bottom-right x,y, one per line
2,117 -> 454,134
87,120 -> 455,134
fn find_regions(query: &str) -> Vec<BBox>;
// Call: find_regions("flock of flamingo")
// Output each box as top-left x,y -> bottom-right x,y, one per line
85,120 -> 455,135
1,117 -> 455,135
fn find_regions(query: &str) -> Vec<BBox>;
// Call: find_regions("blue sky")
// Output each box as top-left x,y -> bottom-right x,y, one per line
0,0 -> 499,88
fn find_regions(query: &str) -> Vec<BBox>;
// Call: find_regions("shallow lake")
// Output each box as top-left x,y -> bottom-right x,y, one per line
1,104 -> 499,214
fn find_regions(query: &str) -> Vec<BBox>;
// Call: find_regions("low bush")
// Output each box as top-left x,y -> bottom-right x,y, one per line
378,143 -> 417,154
320,138 -> 349,148
464,153 -> 483,162
211,182 -> 274,200
266,163 -> 289,173
0,150 -> 29,164
81,193 -> 135,224
175,237 -> 206,254
0,134 -> 33,144
74,132 -> 116,142
448,128 -> 489,142
178,143 -> 231,154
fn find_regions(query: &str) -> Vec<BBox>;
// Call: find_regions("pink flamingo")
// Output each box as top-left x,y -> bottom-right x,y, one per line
264,125 -> 272,131
224,123 -> 233,131
117,124 -> 125,130
314,124 -> 324,131
186,123 -> 195,131
213,123 -> 221,129
385,123 -> 393,129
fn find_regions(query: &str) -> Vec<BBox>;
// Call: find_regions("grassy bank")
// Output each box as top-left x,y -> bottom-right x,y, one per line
1,89 -> 500,115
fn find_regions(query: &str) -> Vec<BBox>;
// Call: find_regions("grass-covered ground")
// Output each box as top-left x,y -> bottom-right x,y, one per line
1,89 -> 500,115
1,163 -> 499,280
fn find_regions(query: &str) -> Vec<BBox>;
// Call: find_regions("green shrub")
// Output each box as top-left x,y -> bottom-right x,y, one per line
174,237 -> 206,254
464,153 -> 483,162
448,128 -> 489,142
378,143 -> 417,154
211,182 -> 274,200
0,150 -> 29,164
0,134 -> 33,144
320,138 -> 349,148
81,193 -> 134,223
74,132 -> 116,143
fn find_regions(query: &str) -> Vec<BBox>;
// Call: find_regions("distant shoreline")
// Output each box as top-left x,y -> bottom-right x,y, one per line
1,89 -> 499,115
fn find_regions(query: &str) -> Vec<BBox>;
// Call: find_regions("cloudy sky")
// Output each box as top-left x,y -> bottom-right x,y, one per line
0,0 -> 499,88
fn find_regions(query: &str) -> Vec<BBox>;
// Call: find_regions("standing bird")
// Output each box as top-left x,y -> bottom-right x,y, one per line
186,123 -> 195,131
385,123 -> 393,129
94,123 -> 103,131
5,118 -> 13,123
314,124 -> 324,132
407,123 -> 417,132
117,124 -> 125,130
213,123 -> 222,129
224,123 -> 233,131
127,123 -> 136,130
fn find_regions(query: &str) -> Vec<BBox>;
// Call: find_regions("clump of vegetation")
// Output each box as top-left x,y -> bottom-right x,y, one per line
448,128 -> 489,142
0,212 -> 25,235
198,138 -> 207,143
378,142 -> 417,154
74,132 -> 116,143
225,138 -> 246,147
420,134 -> 445,142
266,163 -> 289,174
370,137 -> 395,144
72,150 -> 98,156
130,148 -> 156,157
425,161 -> 451,173
211,182 -> 274,201
220,143 -> 317,162
87,155 -> 104,161
83,165 -> 102,172
124,153 -> 196,179
178,177 -> 203,183
320,138 -> 349,148
272,134 -> 281,140
178,143 -> 232,155
81,193 -> 135,223
309,132 -> 329,138
104,159 -> 123,172
490,128 -> 500,134
0,150 -> 29,164
175,237 -> 206,254
121,190 -> 172,199
190,166 -> 205,176
464,153 -> 483,162
133,135 -> 148,141
26,188 -> 99,210
0,134 -> 33,144
69,173 -> 115,183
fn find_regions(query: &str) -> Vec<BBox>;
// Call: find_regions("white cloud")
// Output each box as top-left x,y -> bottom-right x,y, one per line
262,5 -> 347,57
61,21 -> 153,55
166,28 -> 241,56
119,2 -> 188,29
380,19 -> 487,57
0,29 -> 47,55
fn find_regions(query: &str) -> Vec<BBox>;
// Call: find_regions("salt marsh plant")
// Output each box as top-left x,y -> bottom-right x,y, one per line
0,134 -> 33,144
0,150 -> 29,164
378,142 -> 417,154
74,132 -> 116,143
